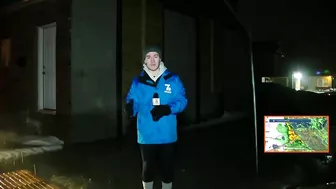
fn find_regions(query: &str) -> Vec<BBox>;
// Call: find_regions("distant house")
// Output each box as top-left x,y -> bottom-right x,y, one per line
262,75 -> 334,92
303,76 -> 333,91
0,0 -> 252,143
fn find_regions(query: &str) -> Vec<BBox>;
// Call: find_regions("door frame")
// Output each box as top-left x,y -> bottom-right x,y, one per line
37,22 -> 57,112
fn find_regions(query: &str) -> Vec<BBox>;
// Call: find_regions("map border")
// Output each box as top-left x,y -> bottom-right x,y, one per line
264,115 -> 330,154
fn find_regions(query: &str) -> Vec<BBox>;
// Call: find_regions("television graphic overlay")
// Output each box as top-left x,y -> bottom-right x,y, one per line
264,116 -> 329,153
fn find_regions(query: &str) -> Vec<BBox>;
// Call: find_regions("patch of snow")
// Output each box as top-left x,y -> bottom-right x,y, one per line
17,135 -> 64,146
0,134 -> 64,162
0,145 -> 63,162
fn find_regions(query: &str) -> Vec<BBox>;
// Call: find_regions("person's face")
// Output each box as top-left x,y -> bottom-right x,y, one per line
144,52 -> 160,71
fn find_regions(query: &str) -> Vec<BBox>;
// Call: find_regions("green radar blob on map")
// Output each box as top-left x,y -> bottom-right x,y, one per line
275,123 -> 312,151
276,123 -> 289,144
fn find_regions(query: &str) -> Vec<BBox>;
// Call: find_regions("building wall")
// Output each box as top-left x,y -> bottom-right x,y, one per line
0,0 -> 71,138
304,76 -> 316,91
307,76 -> 333,90
121,0 -> 253,126
270,77 -> 289,87
70,0 -> 119,143
122,0 -> 202,127
72,0 -> 252,139
213,22 -> 253,113
122,0 -> 163,96
198,18 -> 226,120
121,0 -> 163,134
110,0 -> 252,133
0,0 -> 252,141
163,10 -> 197,124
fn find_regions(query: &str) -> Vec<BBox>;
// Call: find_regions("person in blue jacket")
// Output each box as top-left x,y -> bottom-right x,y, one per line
125,45 -> 188,189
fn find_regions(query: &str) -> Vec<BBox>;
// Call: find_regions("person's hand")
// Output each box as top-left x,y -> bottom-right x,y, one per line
150,105 -> 171,121
125,100 -> 134,118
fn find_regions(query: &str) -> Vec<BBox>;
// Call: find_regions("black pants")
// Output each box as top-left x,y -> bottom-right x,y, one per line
140,142 -> 176,183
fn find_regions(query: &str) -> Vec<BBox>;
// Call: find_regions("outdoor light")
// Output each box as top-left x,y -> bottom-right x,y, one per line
293,72 -> 302,79
292,72 -> 302,91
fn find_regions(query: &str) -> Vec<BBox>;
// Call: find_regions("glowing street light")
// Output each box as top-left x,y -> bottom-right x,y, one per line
293,72 -> 302,79
292,72 -> 302,90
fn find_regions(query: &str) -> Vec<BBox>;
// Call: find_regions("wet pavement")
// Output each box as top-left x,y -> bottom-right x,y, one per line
0,117 -> 334,189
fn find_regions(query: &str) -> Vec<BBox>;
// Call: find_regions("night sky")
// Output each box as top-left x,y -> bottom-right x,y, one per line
238,0 -> 336,74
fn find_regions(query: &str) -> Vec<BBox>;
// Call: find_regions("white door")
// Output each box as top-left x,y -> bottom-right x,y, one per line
37,23 -> 57,111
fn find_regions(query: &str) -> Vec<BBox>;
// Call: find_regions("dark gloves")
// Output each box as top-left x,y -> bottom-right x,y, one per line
150,105 -> 171,121
125,100 -> 134,118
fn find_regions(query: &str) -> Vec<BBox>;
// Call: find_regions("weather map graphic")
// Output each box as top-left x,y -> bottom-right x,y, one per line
264,116 -> 329,153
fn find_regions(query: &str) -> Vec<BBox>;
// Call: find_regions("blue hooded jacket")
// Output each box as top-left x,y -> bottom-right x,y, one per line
126,63 -> 188,144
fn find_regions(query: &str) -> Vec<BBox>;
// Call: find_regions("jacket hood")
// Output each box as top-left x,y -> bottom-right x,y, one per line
143,61 -> 167,82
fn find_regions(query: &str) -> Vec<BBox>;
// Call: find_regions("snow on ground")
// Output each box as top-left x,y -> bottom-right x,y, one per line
13,135 -> 64,146
0,132 -> 64,163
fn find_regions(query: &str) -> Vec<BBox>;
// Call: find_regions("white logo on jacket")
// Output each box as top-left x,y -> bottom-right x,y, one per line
164,84 -> 172,94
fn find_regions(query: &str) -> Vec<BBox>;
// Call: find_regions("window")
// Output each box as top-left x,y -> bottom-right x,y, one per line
0,38 -> 11,67
316,77 -> 331,87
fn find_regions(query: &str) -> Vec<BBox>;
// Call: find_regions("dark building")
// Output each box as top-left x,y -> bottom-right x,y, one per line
252,40 -> 288,82
0,0 -> 253,143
